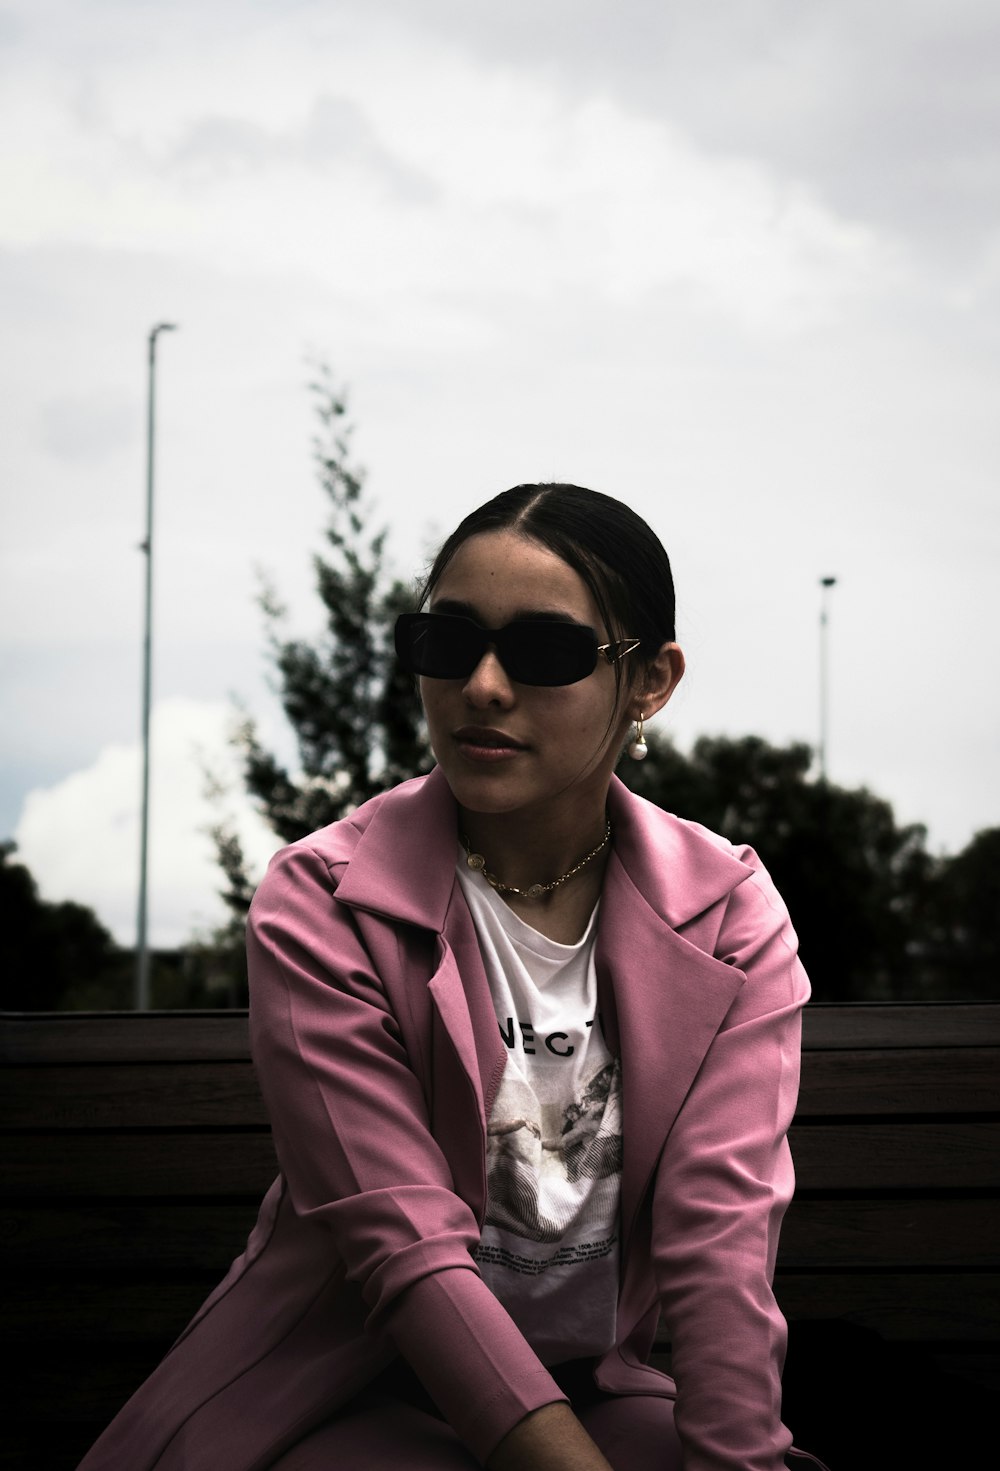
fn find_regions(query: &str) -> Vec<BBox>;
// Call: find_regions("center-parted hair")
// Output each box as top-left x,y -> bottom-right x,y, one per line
421,484 -> 677,704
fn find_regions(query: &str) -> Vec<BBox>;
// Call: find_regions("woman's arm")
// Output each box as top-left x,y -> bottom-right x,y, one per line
247,842 -> 566,1462
487,1404 -> 614,1471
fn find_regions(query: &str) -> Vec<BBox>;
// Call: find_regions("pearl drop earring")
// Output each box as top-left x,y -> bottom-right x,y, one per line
628,713 -> 647,761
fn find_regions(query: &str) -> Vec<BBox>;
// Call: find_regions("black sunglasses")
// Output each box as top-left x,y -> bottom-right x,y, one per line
394,612 -> 640,687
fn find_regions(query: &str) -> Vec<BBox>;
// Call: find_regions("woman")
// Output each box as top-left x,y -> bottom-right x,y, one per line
80,484 -> 822,1470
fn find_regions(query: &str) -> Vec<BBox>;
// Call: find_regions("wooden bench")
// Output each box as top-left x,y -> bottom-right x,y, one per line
2,1003 -> 998,1469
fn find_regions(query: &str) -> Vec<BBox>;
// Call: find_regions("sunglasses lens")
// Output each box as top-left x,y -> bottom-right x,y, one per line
500,622 -> 598,685
394,614 -> 599,686
395,614 -> 481,678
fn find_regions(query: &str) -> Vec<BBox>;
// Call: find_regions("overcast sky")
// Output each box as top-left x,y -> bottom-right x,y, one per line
2,0 -> 998,947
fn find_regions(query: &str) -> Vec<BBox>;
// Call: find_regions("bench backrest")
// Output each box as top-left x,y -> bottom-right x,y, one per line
2,1002 -> 998,1466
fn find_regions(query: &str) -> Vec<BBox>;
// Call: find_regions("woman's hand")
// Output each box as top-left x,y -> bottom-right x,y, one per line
486,1403 -> 614,1471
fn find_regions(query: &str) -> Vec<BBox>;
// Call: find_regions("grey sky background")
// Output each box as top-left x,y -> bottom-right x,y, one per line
2,0 -> 997,945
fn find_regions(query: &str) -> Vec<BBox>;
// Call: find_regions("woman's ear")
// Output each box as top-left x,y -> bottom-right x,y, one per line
631,642 -> 685,721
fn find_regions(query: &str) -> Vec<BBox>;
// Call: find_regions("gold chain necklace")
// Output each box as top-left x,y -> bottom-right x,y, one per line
460,818 -> 612,900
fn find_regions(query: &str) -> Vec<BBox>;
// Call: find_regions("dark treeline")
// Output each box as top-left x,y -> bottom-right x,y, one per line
621,735 -> 998,1002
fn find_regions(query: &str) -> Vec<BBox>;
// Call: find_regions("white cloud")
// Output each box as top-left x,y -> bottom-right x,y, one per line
13,697 -> 280,947
0,8 -> 889,334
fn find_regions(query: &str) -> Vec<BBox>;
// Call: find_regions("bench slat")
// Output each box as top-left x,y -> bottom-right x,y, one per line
9,1271 -> 998,1343
0,1011 -> 250,1063
789,1121 -> 1000,1189
1,1134 -> 278,1196
3,1044 -> 997,1130
800,1003 -> 1000,1050
5,1278 -> 209,1342
0,1202 -> 261,1269
774,1272 -> 1000,1340
4,1002 -> 999,1064
778,1197 -> 1000,1267
3,1197 -> 996,1270
796,1047 -> 1000,1115
0,1062 -> 270,1128
3,1121 -> 997,1195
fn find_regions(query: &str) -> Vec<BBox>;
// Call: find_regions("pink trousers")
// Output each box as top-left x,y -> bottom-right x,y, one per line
270,1377 -> 683,1470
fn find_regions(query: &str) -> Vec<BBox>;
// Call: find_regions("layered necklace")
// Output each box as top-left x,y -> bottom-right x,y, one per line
460,817 -> 612,901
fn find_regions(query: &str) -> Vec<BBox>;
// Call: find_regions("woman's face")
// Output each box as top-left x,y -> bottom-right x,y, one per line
420,529 -> 635,822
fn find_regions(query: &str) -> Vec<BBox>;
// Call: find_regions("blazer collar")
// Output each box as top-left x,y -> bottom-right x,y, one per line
333,766 -> 461,931
604,775 -> 753,928
333,768 -> 754,935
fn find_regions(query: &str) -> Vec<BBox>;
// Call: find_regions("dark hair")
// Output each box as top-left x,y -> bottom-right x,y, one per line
421,483 -> 677,704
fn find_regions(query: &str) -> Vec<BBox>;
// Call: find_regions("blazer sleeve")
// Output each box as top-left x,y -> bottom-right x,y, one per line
246,841 -> 565,1461
650,849 -> 807,1471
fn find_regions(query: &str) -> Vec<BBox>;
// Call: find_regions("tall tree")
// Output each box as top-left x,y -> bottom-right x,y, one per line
214,366 -> 429,919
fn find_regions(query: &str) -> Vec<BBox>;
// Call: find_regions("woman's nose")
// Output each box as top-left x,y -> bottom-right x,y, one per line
462,648 -> 515,706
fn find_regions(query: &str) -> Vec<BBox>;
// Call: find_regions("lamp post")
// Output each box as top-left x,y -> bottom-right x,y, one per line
818,575 -> 837,781
135,322 -> 177,1011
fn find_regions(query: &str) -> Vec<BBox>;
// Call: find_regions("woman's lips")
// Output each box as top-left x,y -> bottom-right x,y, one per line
453,727 -> 527,760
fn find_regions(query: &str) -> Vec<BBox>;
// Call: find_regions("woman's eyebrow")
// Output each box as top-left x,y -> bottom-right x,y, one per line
429,598 -> 588,626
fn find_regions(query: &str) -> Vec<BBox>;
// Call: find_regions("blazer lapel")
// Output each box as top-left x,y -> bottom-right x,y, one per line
334,769 -> 505,1220
597,850 -> 747,1254
427,890 -> 508,1224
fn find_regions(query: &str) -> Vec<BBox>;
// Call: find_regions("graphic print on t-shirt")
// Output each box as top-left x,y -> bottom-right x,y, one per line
456,858 -> 623,1361
483,1055 -> 622,1244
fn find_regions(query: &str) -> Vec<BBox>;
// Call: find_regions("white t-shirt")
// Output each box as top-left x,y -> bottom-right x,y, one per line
457,856 -> 622,1366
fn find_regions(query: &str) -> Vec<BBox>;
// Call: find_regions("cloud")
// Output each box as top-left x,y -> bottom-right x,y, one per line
166,94 -> 437,203
14,696 -> 280,947
0,3 -> 889,332
38,387 -> 137,462
360,0 -> 1000,271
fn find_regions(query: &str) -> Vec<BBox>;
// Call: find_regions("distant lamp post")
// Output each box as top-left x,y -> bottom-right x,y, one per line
818,576 -> 838,781
135,322 -> 177,1011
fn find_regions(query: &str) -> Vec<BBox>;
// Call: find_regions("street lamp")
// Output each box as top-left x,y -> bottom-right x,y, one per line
818,576 -> 837,781
135,322 -> 177,1011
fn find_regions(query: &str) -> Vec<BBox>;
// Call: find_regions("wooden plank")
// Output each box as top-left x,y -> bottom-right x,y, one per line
773,1272 -> 1000,1341
777,1198 -> 1000,1269
0,1133 -> 279,1197
0,1062 -> 268,1129
790,1121 -> 1000,1189
5,1121 -> 998,1196
3,1001 -> 998,1065
801,1003 -> 1000,1050
4,1277 -> 212,1341
796,1047 -> 1000,1115
2,1048 -> 996,1130
0,1011 -> 250,1064
0,1202 -> 261,1269
5,1197 -> 996,1274
18,1271 -> 989,1348
6,1048 -> 998,1134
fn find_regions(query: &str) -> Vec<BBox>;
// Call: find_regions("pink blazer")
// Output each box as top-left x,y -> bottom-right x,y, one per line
80,768 -> 809,1471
